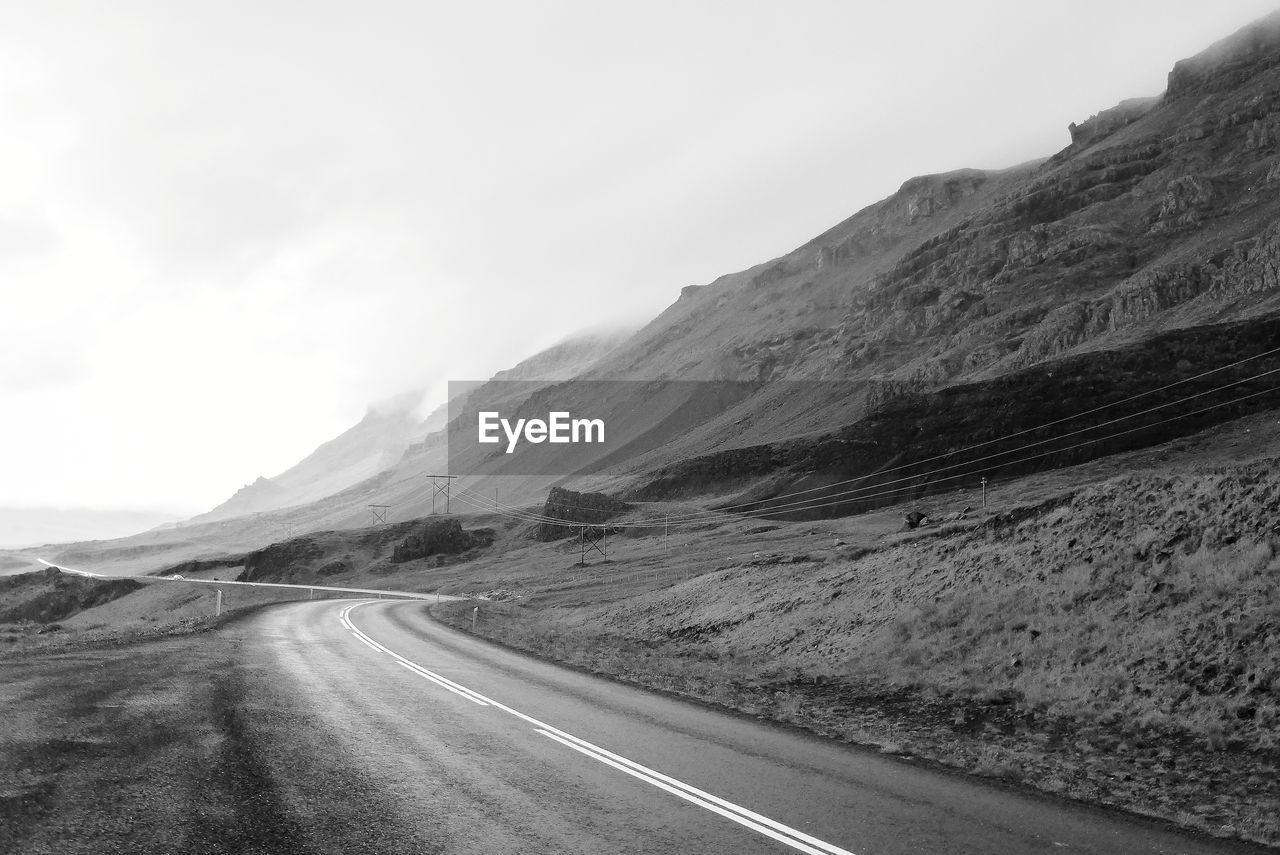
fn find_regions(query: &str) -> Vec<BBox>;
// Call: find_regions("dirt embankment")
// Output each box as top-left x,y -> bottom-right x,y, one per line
436,457 -> 1280,845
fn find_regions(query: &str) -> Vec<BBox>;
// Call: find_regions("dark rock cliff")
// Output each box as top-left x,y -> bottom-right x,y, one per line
536,487 -> 632,541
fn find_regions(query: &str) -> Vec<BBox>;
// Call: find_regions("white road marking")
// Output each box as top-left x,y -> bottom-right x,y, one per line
341,601 -> 858,855
537,729 -> 845,855
353,633 -> 383,653
395,661 -> 489,705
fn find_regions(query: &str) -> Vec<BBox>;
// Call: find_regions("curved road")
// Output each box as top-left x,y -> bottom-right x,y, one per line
230,599 -> 1256,855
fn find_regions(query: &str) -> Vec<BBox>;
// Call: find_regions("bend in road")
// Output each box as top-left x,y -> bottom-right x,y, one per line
228,599 -> 1261,855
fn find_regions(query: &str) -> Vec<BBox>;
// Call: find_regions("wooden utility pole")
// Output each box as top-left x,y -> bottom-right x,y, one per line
368,504 -> 391,525
981,476 -> 987,509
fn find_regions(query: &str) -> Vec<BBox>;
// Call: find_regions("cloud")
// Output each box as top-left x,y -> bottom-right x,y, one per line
0,208 -> 58,268
0,345 -> 86,392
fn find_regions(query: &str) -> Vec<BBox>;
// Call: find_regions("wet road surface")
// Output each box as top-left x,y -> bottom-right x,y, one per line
236,599 -> 1258,854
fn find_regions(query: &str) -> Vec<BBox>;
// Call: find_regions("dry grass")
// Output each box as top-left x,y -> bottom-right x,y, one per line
433,456 -> 1280,845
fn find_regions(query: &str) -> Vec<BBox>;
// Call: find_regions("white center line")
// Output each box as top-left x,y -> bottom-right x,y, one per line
339,601 -> 858,855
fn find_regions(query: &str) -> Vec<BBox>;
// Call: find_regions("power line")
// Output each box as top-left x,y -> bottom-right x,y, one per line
448,379 -> 1280,528
650,361 -> 1280,522
683,363 -> 1280,520
454,343 -> 1280,522
450,361 -> 1280,526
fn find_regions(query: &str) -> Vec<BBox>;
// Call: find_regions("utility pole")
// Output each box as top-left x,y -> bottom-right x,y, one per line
981,476 -> 987,509
368,504 -> 391,526
427,475 -> 457,514
580,525 -> 586,565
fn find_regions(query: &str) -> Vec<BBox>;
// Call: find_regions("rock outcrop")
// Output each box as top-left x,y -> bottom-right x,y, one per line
1066,96 -> 1159,148
1166,10 -> 1280,99
391,518 -> 494,563
535,487 -> 632,541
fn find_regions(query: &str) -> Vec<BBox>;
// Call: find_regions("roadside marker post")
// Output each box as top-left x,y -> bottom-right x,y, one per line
471,606 -> 478,631
215,589 -> 223,618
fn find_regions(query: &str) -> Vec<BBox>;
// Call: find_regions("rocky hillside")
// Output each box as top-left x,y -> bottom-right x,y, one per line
597,12 -> 1280,393
504,11 -> 1277,505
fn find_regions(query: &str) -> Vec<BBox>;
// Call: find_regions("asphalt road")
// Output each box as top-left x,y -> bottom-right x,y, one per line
235,599 -> 1257,855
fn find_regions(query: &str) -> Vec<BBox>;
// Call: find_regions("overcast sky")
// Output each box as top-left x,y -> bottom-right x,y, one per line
1,0 -> 1276,516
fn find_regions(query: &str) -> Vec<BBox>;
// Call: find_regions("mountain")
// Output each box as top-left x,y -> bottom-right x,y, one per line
428,11 -> 1280,503
192,398 -> 423,523
37,12 -> 1280,569
599,14 -> 1280,390
193,327 -> 633,524
487,328 -> 634,383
